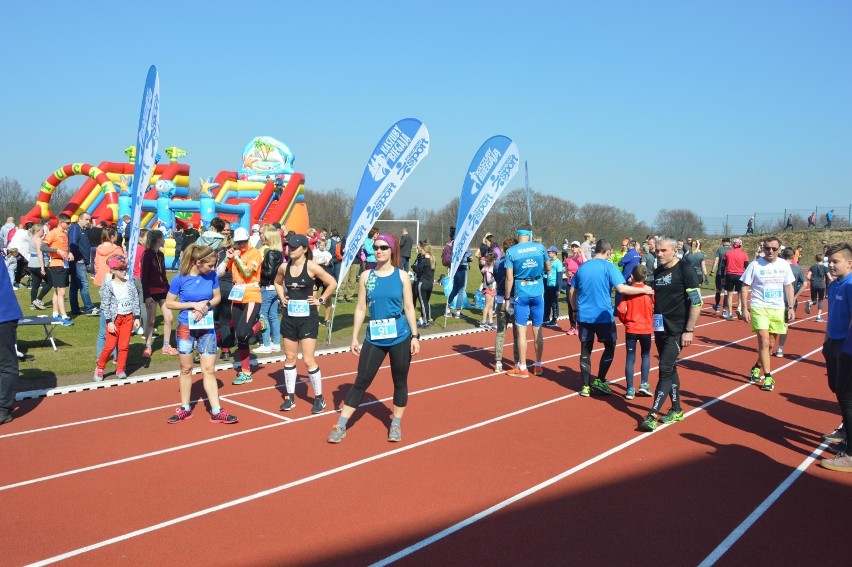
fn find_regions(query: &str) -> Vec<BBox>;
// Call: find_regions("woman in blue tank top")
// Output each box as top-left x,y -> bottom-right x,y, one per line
327,232 -> 420,444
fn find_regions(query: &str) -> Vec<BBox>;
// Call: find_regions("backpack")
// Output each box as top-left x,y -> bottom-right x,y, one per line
334,241 -> 343,262
441,241 -> 453,267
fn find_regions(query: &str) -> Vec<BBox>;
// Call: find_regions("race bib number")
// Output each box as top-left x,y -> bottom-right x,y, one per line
763,288 -> 783,301
189,310 -> 214,330
653,314 -> 665,332
369,318 -> 398,340
287,299 -> 310,317
228,285 -> 245,301
117,298 -> 133,313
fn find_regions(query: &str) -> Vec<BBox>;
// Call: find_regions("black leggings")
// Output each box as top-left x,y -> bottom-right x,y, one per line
565,295 -> 576,328
29,267 -> 52,302
652,333 -> 682,413
344,338 -> 412,408
837,353 -> 852,443
580,339 -> 615,387
215,298 -> 234,350
416,280 -> 433,322
231,302 -> 260,349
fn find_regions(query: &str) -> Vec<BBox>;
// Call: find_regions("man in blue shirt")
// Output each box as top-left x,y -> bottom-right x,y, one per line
820,243 -> 852,472
570,239 -> 654,397
504,224 -> 549,378
0,262 -> 23,425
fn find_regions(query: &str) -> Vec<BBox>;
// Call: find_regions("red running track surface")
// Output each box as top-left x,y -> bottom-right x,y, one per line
1,300 -> 848,566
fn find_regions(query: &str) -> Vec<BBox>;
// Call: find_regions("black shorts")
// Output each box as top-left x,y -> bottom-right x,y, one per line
49,266 -> 69,288
281,314 -> 319,341
724,274 -> 742,293
577,321 -> 618,344
811,288 -> 826,302
146,292 -> 168,303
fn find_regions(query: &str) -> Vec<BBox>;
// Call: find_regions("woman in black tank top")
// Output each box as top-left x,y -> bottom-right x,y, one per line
274,233 -> 337,414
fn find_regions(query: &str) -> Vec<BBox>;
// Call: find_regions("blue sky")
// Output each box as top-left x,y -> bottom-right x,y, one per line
1,1 -> 849,225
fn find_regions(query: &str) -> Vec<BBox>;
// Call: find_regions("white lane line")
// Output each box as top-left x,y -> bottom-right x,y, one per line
28,343 -> 822,567
698,438 -> 833,566
220,398 -> 292,421
372,347 -> 824,566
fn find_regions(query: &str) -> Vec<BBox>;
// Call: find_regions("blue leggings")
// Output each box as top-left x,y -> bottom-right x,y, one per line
625,333 -> 652,390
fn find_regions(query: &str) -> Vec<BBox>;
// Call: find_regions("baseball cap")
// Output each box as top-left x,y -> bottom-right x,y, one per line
251,224 -> 260,232
732,238 -> 743,247
547,246 -> 558,253
286,233 -> 310,249
233,227 -> 250,242
570,241 -> 581,247
108,256 -> 128,270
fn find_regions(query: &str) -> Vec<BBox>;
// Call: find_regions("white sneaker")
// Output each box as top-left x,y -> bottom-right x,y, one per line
253,345 -> 272,354
269,344 -> 281,352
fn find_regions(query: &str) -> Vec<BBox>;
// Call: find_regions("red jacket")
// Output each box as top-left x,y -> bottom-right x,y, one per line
617,283 -> 654,334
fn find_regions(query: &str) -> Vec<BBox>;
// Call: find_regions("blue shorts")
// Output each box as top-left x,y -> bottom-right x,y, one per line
514,295 -> 544,327
176,323 -> 218,356
578,321 -> 618,344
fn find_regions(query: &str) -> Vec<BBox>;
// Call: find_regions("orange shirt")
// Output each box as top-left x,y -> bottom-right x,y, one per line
230,247 -> 262,303
616,283 -> 655,335
43,227 -> 69,268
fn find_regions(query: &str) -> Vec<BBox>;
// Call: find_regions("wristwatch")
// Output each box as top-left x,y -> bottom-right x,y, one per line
206,301 -> 212,309
412,334 -> 421,339
318,297 -> 325,305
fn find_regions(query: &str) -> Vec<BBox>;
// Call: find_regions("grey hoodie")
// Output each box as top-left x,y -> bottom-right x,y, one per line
196,230 -> 225,250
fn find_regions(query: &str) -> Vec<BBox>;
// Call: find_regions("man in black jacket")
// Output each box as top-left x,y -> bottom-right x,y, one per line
67,213 -> 98,316
399,228 -> 413,271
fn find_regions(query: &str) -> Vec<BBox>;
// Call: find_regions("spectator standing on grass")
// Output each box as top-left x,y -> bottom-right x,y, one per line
0,262 -> 22,425
617,264 -> 654,400
571,239 -> 653,397
543,246 -> 562,327
825,209 -> 835,229
87,221 -> 104,271
182,222 -> 200,251
28,223 -> 51,310
274,233 -> 337,414
67,212 -> 97,316
93,227 -> 126,360
563,241 -> 584,335
819,243 -> 852,471
254,227 -> 284,354
8,222 -> 32,287
141,229 -> 176,357
580,233 -> 594,261
413,239 -> 435,327
131,229 -> 149,336
806,254 -> 831,322
639,236 -> 702,431
4,249 -> 17,289
740,236 -> 796,393
684,239 -> 708,285
774,247 -> 807,357
41,213 -> 74,326
641,242 -> 657,285
0,217 -> 15,247
94,256 -> 140,382
399,227 -> 413,272
165,244 -> 238,425
480,252 -> 498,330
327,232 -> 420,444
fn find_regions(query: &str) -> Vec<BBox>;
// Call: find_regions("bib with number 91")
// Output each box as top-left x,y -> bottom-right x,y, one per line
369,318 -> 398,340
287,299 -> 310,317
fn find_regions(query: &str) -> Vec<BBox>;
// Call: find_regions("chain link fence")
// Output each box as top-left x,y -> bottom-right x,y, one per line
689,205 -> 850,236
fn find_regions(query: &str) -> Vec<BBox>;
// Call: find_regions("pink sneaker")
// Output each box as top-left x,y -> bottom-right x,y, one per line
210,408 -> 238,424
167,407 -> 193,424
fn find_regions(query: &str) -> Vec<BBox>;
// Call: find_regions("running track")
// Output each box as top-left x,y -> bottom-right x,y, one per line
1,299 -> 848,566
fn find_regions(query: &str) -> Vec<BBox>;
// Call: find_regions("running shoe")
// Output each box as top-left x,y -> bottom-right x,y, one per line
712,303 -> 719,312
220,349 -> 231,361
591,378 -> 613,395
232,372 -> 253,385
327,424 -> 347,443
33,299 -> 46,310
805,301 -> 811,314
724,313 -> 735,321
93,368 -> 104,382
454,311 -> 462,319
827,440 -> 848,454
162,345 -> 179,356
142,346 -> 153,358
506,366 -> 529,379
52,315 -> 63,323
659,409 -> 685,424
167,407 -> 193,424
722,310 -> 729,318
625,388 -> 635,400
253,345 -> 272,354
820,452 -> 852,473
388,423 -> 402,442
749,367 -> 762,384
579,385 -> 591,397
639,414 -> 658,431
311,395 -> 326,415
270,344 -> 281,352
816,317 -> 825,322
87,307 -> 100,316
279,397 -> 296,411
61,318 -> 74,326
774,349 -> 784,358
761,376 -> 775,391
533,365 -> 544,376
638,383 -> 653,397
566,327 -> 578,336
115,369 -> 127,380
494,362 -> 503,373
210,408 -> 238,424
824,427 -> 847,444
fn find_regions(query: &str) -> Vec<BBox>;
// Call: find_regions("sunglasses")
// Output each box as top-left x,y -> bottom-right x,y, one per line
374,245 -> 392,251
764,246 -> 779,252
113,267 -> 128,271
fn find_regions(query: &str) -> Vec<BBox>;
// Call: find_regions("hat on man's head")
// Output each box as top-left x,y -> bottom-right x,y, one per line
732,238 -> 743,248
286,233 -> 310,249
108,256 -> 128,270
233,227 -> 250,242
547,246 -> 558,253
251,224 -> 260,233
570,241 -> 581,247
